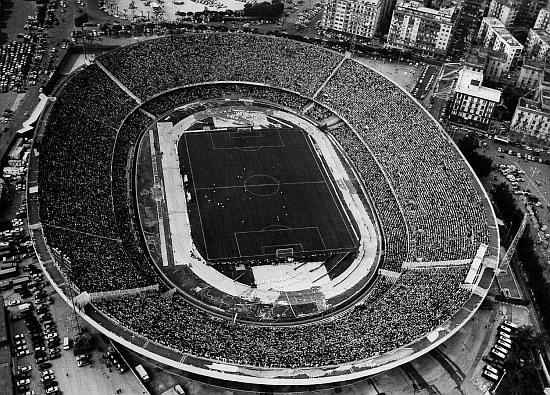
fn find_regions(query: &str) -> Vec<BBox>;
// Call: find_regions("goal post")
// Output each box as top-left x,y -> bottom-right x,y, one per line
276,247 -> 294,259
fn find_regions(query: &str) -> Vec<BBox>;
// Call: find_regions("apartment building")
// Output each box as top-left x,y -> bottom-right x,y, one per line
477,17 -> 523,72
511,70 -> 550,142
448,68 -> 502,129
321,0 -> 391,38
526,28 -> 550,62
487,0 -> 520,27
386,0 -> 458,56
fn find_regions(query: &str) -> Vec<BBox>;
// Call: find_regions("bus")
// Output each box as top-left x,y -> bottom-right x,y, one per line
482,369 -> 500,382
499,331 -> 512,340
503,321 -> 519,329
494,136 -> 510,144
499,325 -> 512,335
135,364 -> 150,383
496,340 -> 512,351
485,365 -> 500,376
491,349 -> 507,360
494,345 -> 509,355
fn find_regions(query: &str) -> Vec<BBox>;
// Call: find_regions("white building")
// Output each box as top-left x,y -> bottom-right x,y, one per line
386,0 -> 458,56
516,58 -> 547,90
448,68 -> 502,129
477,17 -> 523,72
534,8 -> 550,30
511,71 -> 550,143
321,0 -> 390,39
464,46 -> 509,82
526,28 -> 550,63
487,0 -> 520,27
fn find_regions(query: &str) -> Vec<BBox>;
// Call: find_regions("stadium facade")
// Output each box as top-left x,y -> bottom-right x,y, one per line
27,33 -> 499,386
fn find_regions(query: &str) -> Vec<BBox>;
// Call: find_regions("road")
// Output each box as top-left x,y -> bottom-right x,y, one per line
412,64 -> 439,100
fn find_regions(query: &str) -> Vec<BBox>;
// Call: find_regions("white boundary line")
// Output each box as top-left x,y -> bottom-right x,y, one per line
303,131 -> 357,247
195,180 -> 325,191
208,129 -> 285,150
183,133 -> 211,260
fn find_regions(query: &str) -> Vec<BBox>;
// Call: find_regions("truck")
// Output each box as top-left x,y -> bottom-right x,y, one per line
17,302 -> 32,313
135,364 -> 150,383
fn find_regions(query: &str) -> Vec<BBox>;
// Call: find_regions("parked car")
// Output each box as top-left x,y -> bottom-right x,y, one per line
17,365 -> 32,373
41,369 -> 54,377
45,386 -> 59,394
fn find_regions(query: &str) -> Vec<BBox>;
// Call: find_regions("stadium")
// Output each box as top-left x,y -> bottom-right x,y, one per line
27,33 -> 499,386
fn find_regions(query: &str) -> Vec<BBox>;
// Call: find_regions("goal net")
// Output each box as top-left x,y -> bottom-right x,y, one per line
276,247 -> 294,259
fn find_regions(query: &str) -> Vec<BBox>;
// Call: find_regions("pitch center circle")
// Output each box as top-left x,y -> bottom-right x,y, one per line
243,174 -> 280,197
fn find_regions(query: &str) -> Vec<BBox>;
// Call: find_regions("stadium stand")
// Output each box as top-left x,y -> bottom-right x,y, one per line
318,60 -> 489,263
94,267 -> 469,368
33,33 -> 497,374
99,34 -> 343,100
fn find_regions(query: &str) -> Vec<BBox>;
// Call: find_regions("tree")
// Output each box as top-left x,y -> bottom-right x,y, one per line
490,183 -> 523,236
497,326 -> 546,395
73,330 -> 96,355
243,0 -> 283,19
456,134 -> 493,178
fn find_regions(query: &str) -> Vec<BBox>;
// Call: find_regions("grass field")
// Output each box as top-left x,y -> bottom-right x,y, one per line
178,128 -> 358,262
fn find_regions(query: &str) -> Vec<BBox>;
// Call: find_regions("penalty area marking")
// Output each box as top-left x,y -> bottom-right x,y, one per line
233,226 -> 325,258
208,129 -> 285,150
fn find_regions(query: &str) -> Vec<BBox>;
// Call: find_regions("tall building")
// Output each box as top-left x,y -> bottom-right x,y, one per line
511,70 -> 550,142
321,0 -> 392,39
464,46 -> 509,82
386,0 -> 458,56
448,68 -> 502,129
516,58 -> 547,89
534,7 -> 550,30
477,17 -> 524,72
446,0 -> 488,59
526,28 -> 550,62
487,0 -> 520,27
521,0 -> 547,30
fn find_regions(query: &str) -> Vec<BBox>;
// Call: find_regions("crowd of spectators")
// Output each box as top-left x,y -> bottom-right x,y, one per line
142,83 -> 311,117
39,65 -> 156,291
99,33 -> 343,100
319,60 -> 490,264
45,226 -> 155,291
39,64 -> 136,239
95,267 -> 469,367
306,103 -> 335,123
330,124 -> 408,271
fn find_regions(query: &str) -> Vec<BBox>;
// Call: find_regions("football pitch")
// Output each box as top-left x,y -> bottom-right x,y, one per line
178,128 -> 358,261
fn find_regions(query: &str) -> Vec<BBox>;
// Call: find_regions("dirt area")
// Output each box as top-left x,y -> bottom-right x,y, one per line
4,261 -> 145,395
0,0 -> 36,44
354,56 -> 421,92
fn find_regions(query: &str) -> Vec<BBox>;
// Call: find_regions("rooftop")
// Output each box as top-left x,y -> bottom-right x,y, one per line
492,0 -> 521,7
466,46 -> 507,65
455,69 -> 501,102
397,0 -> 456,18
522,57 -> 546,69
0,298 -> 6,345
531,28 -> 550,44
483,17 -> 523,48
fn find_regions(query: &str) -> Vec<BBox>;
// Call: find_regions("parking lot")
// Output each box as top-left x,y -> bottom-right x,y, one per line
4,257 -> 146,395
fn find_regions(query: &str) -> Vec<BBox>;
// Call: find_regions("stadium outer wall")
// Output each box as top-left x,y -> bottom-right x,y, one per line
27,48 -> 499,386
